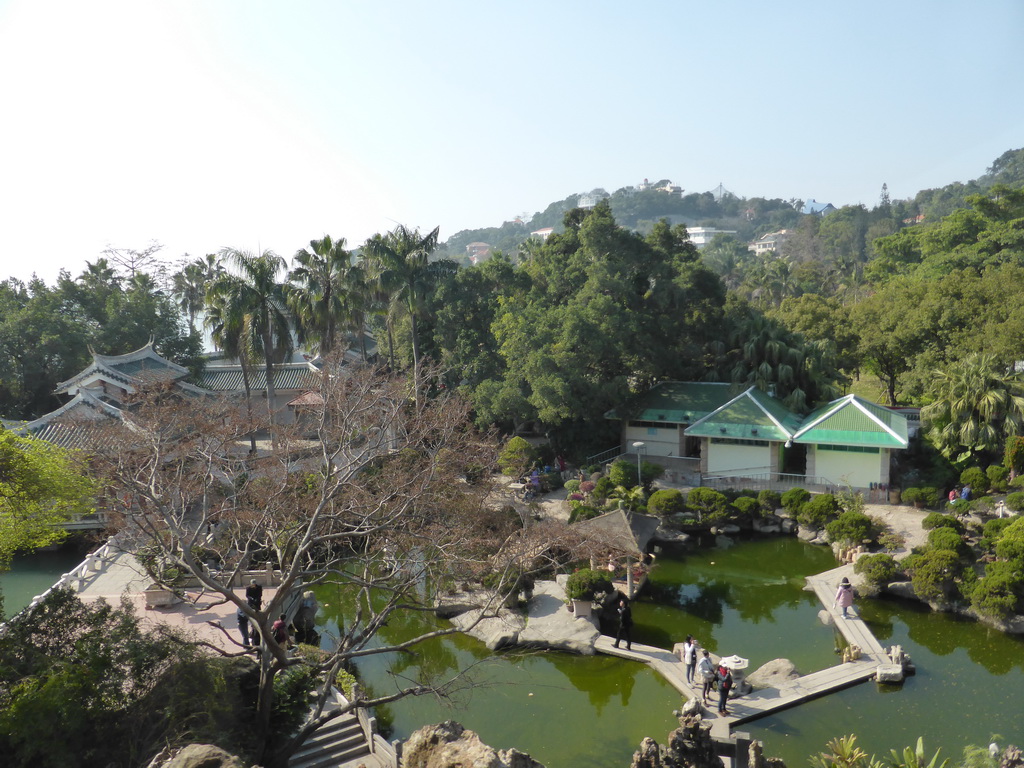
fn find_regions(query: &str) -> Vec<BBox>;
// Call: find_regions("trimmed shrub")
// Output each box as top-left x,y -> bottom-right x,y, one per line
797,493 -> 841,529
498,436 -> 537,476
970,560 -> 1024,620
563,479 -> 581,495
854,553 -> 900,587
1006,492 -> 1024,512
1005,435 -> 1024,477
994,517 -> 1024,563
686,487 -> 730,523
731,496 -> 760,520
987,464 -> 1010,493
900,487 -> 924,506
609,459 -> 638,488
911,549 -> 963,602
565,569 -> 614,601
981,517 -> 1014,551
948,498 -> 971,516
825,510 -> 876,545
922,513 -> 966,534
1010,475 -> 1024,490
781,487 -> 811,514
647,489 -> 686,518
927,527 -> 969,558
757,490 -> 782,515
959,466 -> 990,495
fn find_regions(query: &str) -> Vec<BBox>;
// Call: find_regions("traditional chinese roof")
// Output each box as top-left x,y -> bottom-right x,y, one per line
605,382 -> 736,424
684,386 -> 803,441
198,362 -> 319,392
792,394 -> 908,449
54,341 -> 190,395
14,389 -> 127,450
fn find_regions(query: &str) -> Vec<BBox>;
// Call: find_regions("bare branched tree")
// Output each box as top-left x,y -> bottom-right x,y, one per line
88,360 -> 553,766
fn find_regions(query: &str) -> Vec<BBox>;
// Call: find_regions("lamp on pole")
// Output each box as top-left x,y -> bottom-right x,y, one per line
632,441 -> 645,488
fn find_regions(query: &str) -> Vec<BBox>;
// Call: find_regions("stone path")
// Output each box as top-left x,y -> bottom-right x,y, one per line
592,563 -> 893,729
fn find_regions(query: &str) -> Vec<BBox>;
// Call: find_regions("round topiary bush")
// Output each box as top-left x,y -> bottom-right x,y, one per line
498,436 -> 537,477
922,513 -> 966,533
959,466 -> 990,495
781,487 -> 811,514
564,479 -> 581,495
995,516 -> 1024,563
565,568 -> 614,601
608,459 -> 638,488
970,560 -> 1024,620
1006,492 -> 1024,512
686,487 -> 730,523
593,477 -> 615,501
825,510 -> 877,545
987,464 -> 1010,493
854,553 -> 900,587
647,488 -> 686,518
911,548 -> 963,602
731,496 -> 760,520
927,527 -> 968,557
797,493 -> 841,529
757,490 -> 782,516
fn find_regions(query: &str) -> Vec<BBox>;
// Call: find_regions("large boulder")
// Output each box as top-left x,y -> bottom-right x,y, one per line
747,659 -> 801,689
145,745 -> 244,768
404,720 -> 545,768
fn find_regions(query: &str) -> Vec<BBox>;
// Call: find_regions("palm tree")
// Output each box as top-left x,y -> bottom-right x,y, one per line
173,255 -> 220,335
208,248 -> 292,430
205,288 -> 260,453
365,225 -> 456,398
922,352 -> 1024,463
286,235 -> 367,359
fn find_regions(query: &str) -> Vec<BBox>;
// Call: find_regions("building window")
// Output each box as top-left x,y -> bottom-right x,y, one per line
628,421 -> 678,430
710,438 -> 769,447
817,444 -> 880,454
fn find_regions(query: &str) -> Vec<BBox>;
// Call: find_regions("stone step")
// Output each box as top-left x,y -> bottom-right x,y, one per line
289,713 -> 371,768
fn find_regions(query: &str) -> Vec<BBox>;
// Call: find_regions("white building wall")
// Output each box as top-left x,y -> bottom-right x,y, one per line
623,424 -> 680,457
813,447 -> 882,488
707,441 -> 771,476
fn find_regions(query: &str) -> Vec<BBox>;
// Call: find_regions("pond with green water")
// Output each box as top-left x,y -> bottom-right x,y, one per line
0,544 -> 88,617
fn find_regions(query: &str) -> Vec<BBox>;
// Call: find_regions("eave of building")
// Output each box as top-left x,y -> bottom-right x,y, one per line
684,386 -> 801,441
792,394 -> 908,449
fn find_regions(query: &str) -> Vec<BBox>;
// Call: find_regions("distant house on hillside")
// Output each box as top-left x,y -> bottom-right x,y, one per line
465,242 -> 491,264
686,227 -> 737,248
748,229 -> 793,255
802,199 -> 837,216
530,227 -> 554,241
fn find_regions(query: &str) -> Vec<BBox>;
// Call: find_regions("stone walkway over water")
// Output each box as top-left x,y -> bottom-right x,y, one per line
593,563 -> 894,737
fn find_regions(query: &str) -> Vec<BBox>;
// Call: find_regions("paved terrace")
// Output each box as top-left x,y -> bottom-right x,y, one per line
75,550 -> 280,654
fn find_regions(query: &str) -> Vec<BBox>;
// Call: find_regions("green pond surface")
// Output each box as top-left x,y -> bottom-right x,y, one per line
0,544 -> 88,617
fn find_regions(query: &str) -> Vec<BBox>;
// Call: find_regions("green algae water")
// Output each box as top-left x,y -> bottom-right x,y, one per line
0,545 -> 86,617
315,535 -> 841,767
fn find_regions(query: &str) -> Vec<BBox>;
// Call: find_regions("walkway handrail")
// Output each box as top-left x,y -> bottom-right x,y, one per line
585,446 -> 623,465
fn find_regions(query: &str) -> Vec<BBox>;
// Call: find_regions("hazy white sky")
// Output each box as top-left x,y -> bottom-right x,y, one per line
1,0 -> 1022,284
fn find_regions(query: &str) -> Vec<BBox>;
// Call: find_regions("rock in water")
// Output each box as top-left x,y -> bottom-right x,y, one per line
747,659 -> 801,689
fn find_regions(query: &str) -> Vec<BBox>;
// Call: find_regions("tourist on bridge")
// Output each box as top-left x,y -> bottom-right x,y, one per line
697,650 -> 716,705
682,635 -> 698,683
716,664 -> 733,716
834,576 -> 855,618
612,597 -> 633,650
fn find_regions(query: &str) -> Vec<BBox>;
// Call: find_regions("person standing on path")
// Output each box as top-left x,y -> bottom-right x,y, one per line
697,649 -> 716,705
716,664 -> 733,716
682,635 -> 698,684
237,608 -> 251,648
834,576 -> 854,618
612,597 -> 633,650
246,579 -> 263,610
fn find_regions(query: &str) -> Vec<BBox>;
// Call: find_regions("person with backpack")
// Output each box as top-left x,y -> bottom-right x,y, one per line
697,650 -> 716,705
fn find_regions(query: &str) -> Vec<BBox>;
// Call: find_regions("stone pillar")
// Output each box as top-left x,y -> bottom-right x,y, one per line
805,445 -> 816,482
879,449 -> 891,487
699,438 -> 709,475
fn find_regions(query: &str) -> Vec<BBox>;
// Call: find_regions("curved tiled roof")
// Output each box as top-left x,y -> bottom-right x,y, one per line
55,341 -> 190,394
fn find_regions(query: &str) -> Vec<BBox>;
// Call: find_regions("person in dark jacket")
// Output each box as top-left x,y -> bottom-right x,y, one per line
612,597 -> 633,650
245,579 -> 263,610
717,665 -> 733,716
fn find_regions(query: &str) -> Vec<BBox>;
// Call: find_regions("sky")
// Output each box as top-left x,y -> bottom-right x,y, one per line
1,0 -> 1022,285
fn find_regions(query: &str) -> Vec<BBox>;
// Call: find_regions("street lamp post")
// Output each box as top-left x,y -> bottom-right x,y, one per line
632,441 -> 645,488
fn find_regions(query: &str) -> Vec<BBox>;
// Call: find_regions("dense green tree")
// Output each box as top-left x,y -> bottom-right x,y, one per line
771,294 -> 860,376
0,431 -> 95,575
